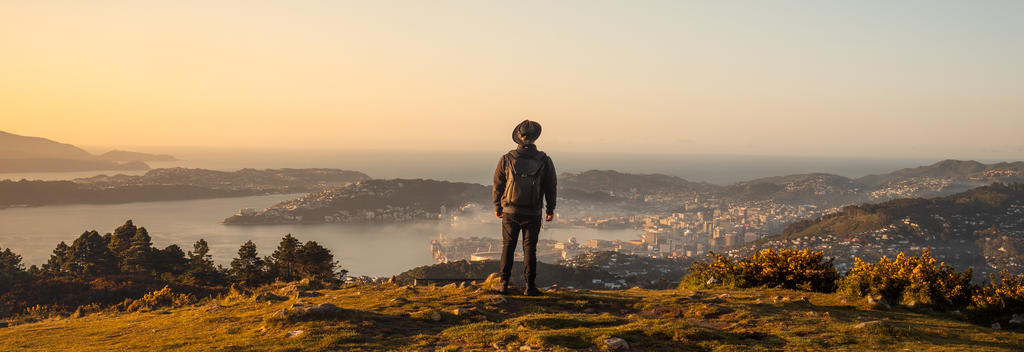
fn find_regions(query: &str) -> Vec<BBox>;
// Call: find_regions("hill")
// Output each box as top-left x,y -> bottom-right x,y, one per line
741,183 -> 1024,275
223,179 -> 491,224
0,131 -> 162,173
0,168 -> 368,207
96,150 -> 179,162
0,282 -> 1020,351
560,170 -> 718,196
714,173 -> 866,207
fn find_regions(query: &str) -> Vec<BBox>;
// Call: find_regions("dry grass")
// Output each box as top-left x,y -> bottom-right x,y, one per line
0,282 -> 1021,351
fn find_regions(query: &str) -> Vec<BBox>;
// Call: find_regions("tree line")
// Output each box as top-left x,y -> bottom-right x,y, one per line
0,220 -> 344,318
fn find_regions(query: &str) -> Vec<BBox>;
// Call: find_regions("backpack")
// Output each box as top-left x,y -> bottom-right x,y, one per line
503,151 -> 547,209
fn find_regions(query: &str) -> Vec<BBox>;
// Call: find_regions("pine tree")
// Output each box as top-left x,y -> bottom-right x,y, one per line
230,240 -> 266,286
184,239 -> 224,286
122,227 -> 154,274
295,241 -> 337,281
42,241 -> 70,276
270,234 -> 302,282
65,230 -> 118,278
108,220 -> 137,256
154,244 -> 187,276
0,247 -> 25,292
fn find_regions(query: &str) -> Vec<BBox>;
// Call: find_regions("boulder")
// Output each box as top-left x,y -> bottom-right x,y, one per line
854,320 -> 887,329
1009,314 -> 1024,325
486,295 -> 508,305
867,296 -> 891,310
604,337 -> 629,350
253,292 -> 288,302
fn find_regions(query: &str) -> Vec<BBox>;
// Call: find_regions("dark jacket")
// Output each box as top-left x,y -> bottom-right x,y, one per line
493,144 -> 556,216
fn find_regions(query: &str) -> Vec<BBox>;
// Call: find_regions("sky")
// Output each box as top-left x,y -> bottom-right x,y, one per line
2,1 -> 1022,158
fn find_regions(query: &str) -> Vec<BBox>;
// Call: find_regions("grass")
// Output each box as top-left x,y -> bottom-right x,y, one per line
0,281 -> 1021,351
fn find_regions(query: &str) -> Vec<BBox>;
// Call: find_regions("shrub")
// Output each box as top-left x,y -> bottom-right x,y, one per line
120,285 -> 195,312
681,249 -> 839,292
838,250 -> 974,310
972,270 -> 1024,317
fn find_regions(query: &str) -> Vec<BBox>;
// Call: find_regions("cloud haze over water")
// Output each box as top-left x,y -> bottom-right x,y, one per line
2,1 -> 1022,158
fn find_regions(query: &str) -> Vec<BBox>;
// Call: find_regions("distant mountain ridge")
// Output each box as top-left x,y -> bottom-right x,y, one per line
0,131 -> 178,173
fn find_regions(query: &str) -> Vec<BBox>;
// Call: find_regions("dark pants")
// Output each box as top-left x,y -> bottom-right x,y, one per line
500,213 -> 542,288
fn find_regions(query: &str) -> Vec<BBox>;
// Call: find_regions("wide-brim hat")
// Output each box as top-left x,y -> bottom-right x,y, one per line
512,120 -> 542,145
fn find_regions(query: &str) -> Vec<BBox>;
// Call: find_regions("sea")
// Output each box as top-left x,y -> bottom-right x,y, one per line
0,148 -> 939,276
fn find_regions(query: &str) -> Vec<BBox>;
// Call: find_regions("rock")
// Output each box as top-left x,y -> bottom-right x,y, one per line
430,311 -> 442,321
390,297 -> 409,305
486,295 -> 507,305
992,322 -> 1002,330
854,320 -> 887,329
706,276 -> 720,285
867,296 -> 891,310
253,292 -> 288,302
604,337 -> 629,350
285,330 -> 305,338
1007,314 -> 1024,324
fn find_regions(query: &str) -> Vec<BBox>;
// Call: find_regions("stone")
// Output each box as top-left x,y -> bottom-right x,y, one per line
950,310 -> 966,319
486,295 -> 508,304
992,322 -> 1002,330
1006,314 -> 1024,324
604,337 -> 629,350
854,320 -> 887,329
867,296 -> 891,310
253,292 -> 288,302
285,330 -> 305,338
430,311 -> 442,321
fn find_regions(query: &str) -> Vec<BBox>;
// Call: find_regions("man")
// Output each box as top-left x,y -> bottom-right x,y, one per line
492,120 -> 557,296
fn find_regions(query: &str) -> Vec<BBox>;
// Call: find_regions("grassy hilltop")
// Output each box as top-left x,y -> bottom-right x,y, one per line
1,280 -> 1021,351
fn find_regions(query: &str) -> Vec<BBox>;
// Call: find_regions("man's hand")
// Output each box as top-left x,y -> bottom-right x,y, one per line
495,211 -> 503,219
545,214 -> 554,222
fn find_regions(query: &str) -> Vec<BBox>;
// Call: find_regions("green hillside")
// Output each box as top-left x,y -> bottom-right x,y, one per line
1,280 -> 1021,351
